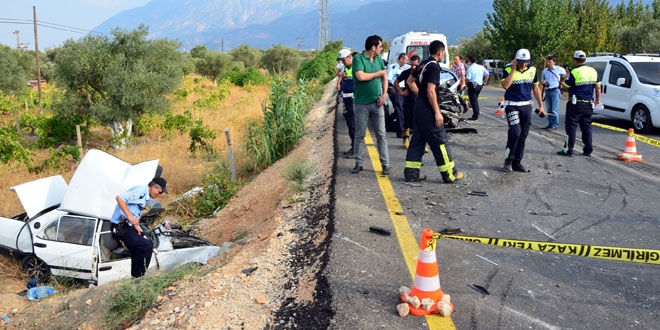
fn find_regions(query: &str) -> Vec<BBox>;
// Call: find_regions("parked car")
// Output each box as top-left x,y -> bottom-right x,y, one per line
585,54 -> 660,132
0,149 -> 223,286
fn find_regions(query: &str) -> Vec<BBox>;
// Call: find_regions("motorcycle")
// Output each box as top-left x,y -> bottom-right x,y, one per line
436,68 -> 470,129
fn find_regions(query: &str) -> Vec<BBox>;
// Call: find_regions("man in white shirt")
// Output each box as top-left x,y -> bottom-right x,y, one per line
541,56 -> 566,130
465,55 -> 489,121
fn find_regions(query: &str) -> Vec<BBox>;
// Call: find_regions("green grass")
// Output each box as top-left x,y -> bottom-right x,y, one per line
103,263 -> 202,329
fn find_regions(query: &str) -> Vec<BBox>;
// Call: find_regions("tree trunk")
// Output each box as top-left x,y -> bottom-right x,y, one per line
109,118 -> 133,149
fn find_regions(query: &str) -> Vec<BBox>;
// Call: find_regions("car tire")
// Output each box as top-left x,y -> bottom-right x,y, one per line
632,105 -> 652,133
21,255 -> 50,283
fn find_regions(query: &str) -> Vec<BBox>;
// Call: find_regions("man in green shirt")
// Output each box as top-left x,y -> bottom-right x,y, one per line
350,35 -> 390,175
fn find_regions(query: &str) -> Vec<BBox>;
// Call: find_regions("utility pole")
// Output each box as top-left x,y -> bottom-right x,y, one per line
13,30 -> 21,49
318,0 -> 329,50
33,6 -> 43,113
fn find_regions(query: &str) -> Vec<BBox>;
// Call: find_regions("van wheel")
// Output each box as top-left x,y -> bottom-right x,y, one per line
632,105 -> 652,133
21,255 -> 50,283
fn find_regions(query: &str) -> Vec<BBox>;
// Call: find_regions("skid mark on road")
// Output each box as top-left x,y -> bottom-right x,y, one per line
363,129 -> 457,330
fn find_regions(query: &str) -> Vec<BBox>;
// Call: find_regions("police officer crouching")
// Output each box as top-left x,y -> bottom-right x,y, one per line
111,177 -> 168,278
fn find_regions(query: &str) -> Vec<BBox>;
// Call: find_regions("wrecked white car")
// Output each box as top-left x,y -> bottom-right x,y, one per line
0,149 -> 222,286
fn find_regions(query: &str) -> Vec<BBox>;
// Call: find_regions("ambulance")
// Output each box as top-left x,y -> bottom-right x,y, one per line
387,31 -> 450,68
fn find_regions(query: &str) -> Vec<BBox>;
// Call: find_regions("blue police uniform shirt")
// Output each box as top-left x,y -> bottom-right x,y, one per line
387,62 -> 411,86
466,63 -> 488,86
111,185 -> 150,224
541,66 -> 566,89
501,64 -> 539,102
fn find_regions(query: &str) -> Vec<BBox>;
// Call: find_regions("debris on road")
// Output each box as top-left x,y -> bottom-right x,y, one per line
468,284 -> 490,295
468,190 -> 488,196
368,226 -> 391,236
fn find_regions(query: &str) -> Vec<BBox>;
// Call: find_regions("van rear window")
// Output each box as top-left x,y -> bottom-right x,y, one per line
406,46 -> 427,61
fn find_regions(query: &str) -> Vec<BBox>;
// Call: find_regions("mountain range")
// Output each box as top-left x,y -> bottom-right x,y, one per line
95,0 -> 493,51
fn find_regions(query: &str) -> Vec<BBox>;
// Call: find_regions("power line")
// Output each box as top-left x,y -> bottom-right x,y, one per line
0,17 -> 110,36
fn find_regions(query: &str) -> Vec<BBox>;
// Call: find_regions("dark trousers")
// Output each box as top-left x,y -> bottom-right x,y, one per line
563,102 -> 593,155
387,85 -> 405,136
403,101 -> 415,130
342,96 -> 356,150
504,105 -> 532,162
404,100 -> 459,183
113,224 -> 153,278
467,84 -> 483,118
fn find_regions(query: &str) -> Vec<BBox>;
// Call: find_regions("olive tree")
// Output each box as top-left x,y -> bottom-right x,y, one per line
0,45 -> 28,95
229,44 -> 262,69
261,44 -> 302,74
54,24 -> 185,147
195,50 -> 235,84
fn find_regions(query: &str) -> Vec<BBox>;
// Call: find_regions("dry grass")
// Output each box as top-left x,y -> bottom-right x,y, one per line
0,74 -> 270,217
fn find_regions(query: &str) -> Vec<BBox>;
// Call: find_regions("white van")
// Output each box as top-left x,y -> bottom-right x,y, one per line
585,54 -> 660,133
388,31 -> 450,68
483,59 -> 504,79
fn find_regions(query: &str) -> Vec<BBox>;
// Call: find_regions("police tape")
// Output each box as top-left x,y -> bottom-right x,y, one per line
428,233 -> 660,265
592,122 -> 660,148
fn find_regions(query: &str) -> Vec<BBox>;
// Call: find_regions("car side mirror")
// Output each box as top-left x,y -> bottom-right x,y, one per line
616,77 -> 626,86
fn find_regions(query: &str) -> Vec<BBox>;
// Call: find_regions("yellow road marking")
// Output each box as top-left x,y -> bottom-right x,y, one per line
364,129 -> 456,329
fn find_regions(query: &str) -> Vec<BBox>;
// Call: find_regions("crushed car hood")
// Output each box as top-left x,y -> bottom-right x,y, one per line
59,149 -> 159,220
10,175 -> 68,218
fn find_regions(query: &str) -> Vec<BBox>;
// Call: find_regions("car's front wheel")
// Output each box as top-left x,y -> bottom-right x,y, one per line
21,255 -> 50,283
632,105 -> 653,133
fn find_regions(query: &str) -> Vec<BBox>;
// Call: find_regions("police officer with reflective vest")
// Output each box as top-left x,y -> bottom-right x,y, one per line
337,49 -> 356,157
403,40 -> 464,183
557,50 -> 601,157
501,49 -> 545,173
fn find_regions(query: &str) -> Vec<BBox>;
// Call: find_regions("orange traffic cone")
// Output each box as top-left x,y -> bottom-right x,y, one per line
494,97 -> 503,116
617,128 -> 643,162
399,229 -> 453,316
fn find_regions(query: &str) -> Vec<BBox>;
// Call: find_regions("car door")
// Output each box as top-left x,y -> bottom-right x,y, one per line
94,220 -> 156,285
601,60 -> 634,119
32,214 -> 97,280
94,220 -> 133,285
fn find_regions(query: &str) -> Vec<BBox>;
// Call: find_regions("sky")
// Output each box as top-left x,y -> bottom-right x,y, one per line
0,0 -> 150,51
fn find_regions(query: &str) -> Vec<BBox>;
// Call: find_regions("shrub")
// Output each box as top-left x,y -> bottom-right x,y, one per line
134,113 -> 156,136
28,145 -> 81,174
172,88 -> 189,102
0,127 -> 33,165
223,67 -> 267,87
188,120 -> 216,159
192,84 -> 230,109
161,110 -> 193,138
296,50 -> 338,84
283,158 -> 315,192
172,164 -> 239,220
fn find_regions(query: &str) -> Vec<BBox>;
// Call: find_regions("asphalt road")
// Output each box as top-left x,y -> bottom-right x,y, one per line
328,86 -> 660,330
